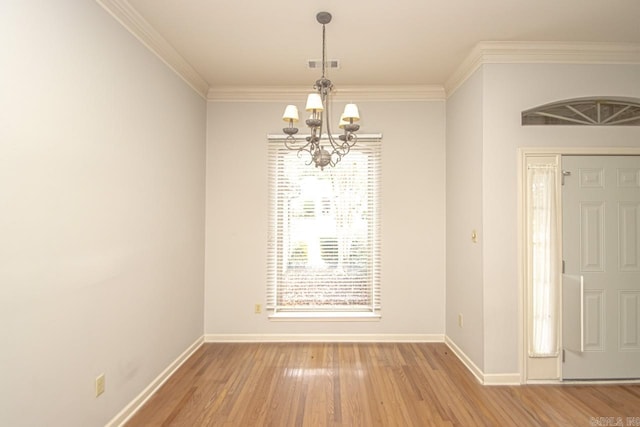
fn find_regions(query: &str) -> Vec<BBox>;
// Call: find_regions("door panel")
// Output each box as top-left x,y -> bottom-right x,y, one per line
562,274 -> 582,353
620,291 -> 640,351
619,203 -> 640,271
580,202 -> 605,271
562,155 -> 640,380
583,290 -> 604,352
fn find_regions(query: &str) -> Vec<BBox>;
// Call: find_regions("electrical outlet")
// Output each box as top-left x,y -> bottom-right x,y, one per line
458,313 -> 464,328
254,303 -> 262,314
95,374 -> 105,397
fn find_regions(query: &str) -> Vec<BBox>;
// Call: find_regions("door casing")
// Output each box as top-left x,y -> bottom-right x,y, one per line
518,147 -> 640,384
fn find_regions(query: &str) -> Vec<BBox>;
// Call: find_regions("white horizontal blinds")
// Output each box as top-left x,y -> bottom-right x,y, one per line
267,136 -> 381,313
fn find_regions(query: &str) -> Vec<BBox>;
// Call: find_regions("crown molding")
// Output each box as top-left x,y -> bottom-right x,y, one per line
445,41 -> 640,97
91,5 -> 640,103
207,85 -> 446,102
96,0 -> 209,98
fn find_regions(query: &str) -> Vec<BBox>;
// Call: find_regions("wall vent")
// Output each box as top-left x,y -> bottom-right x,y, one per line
307,60 -> 340,70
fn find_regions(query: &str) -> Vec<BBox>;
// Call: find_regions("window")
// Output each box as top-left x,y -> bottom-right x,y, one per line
525,156 -> 561,357
522,97 -> 640,126
267,135 -> 381,318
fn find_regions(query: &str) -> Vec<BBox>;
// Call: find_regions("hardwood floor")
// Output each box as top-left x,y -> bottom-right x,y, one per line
125,343 -> 640,426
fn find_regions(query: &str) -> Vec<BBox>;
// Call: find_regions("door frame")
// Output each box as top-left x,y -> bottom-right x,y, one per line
518,147 -> 640,384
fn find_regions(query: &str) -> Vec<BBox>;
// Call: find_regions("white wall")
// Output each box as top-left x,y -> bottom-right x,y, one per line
205,99 -> 446,336
0,2 -> 206,426
481,63 -> 640,374
445,62 -> 640,377
445,69 -> 485,370
4,9 -> 634,425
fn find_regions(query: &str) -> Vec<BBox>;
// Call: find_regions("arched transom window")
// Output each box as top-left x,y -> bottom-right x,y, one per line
522,97 -> 640,126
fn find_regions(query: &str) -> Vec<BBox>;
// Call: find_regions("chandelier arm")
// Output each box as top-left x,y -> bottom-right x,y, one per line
341,140 -> 352,156
343,130 -> 358,150
345,132 -> 358,147
295,144 -> 316,166
301,150 -> 315,166
284,136 -> 314,152
330,150 -> 341,167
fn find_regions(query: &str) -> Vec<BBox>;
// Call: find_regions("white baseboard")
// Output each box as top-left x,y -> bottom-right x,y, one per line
204,333 -> 445,343
560,379 -> 640,385
444,335 -> 520,386
483,373 -> 521,386
444,335 -> 485,384
106,336 -> 204,427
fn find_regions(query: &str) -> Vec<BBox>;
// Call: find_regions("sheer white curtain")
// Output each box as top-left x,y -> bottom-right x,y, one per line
528,164 -> 559,357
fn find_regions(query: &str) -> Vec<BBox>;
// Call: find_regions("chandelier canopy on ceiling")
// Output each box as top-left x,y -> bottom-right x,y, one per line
281,12 -> 360,170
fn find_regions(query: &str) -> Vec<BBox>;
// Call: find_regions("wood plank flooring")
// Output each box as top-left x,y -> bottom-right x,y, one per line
125,343 -> 640,426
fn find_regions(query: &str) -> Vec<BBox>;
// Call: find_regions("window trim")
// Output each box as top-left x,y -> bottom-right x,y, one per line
268,312 -> 382,321
267,133 -> 382,320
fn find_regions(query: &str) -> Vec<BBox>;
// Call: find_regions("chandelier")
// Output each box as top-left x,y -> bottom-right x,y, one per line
281,12 -> 360,170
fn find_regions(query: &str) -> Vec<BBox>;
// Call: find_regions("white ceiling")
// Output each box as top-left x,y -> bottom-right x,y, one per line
122,0 -> 640,89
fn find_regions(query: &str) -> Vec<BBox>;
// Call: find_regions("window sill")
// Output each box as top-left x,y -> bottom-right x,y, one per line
268,312 -> 381,322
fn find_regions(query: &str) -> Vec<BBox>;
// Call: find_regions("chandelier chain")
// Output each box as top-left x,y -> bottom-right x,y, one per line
322,23 -> 326,79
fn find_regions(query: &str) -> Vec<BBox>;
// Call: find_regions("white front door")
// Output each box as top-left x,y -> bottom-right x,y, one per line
562,155 -> 640,380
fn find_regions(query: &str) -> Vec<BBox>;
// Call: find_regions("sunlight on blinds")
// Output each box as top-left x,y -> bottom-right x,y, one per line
267,135 -> 381,314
